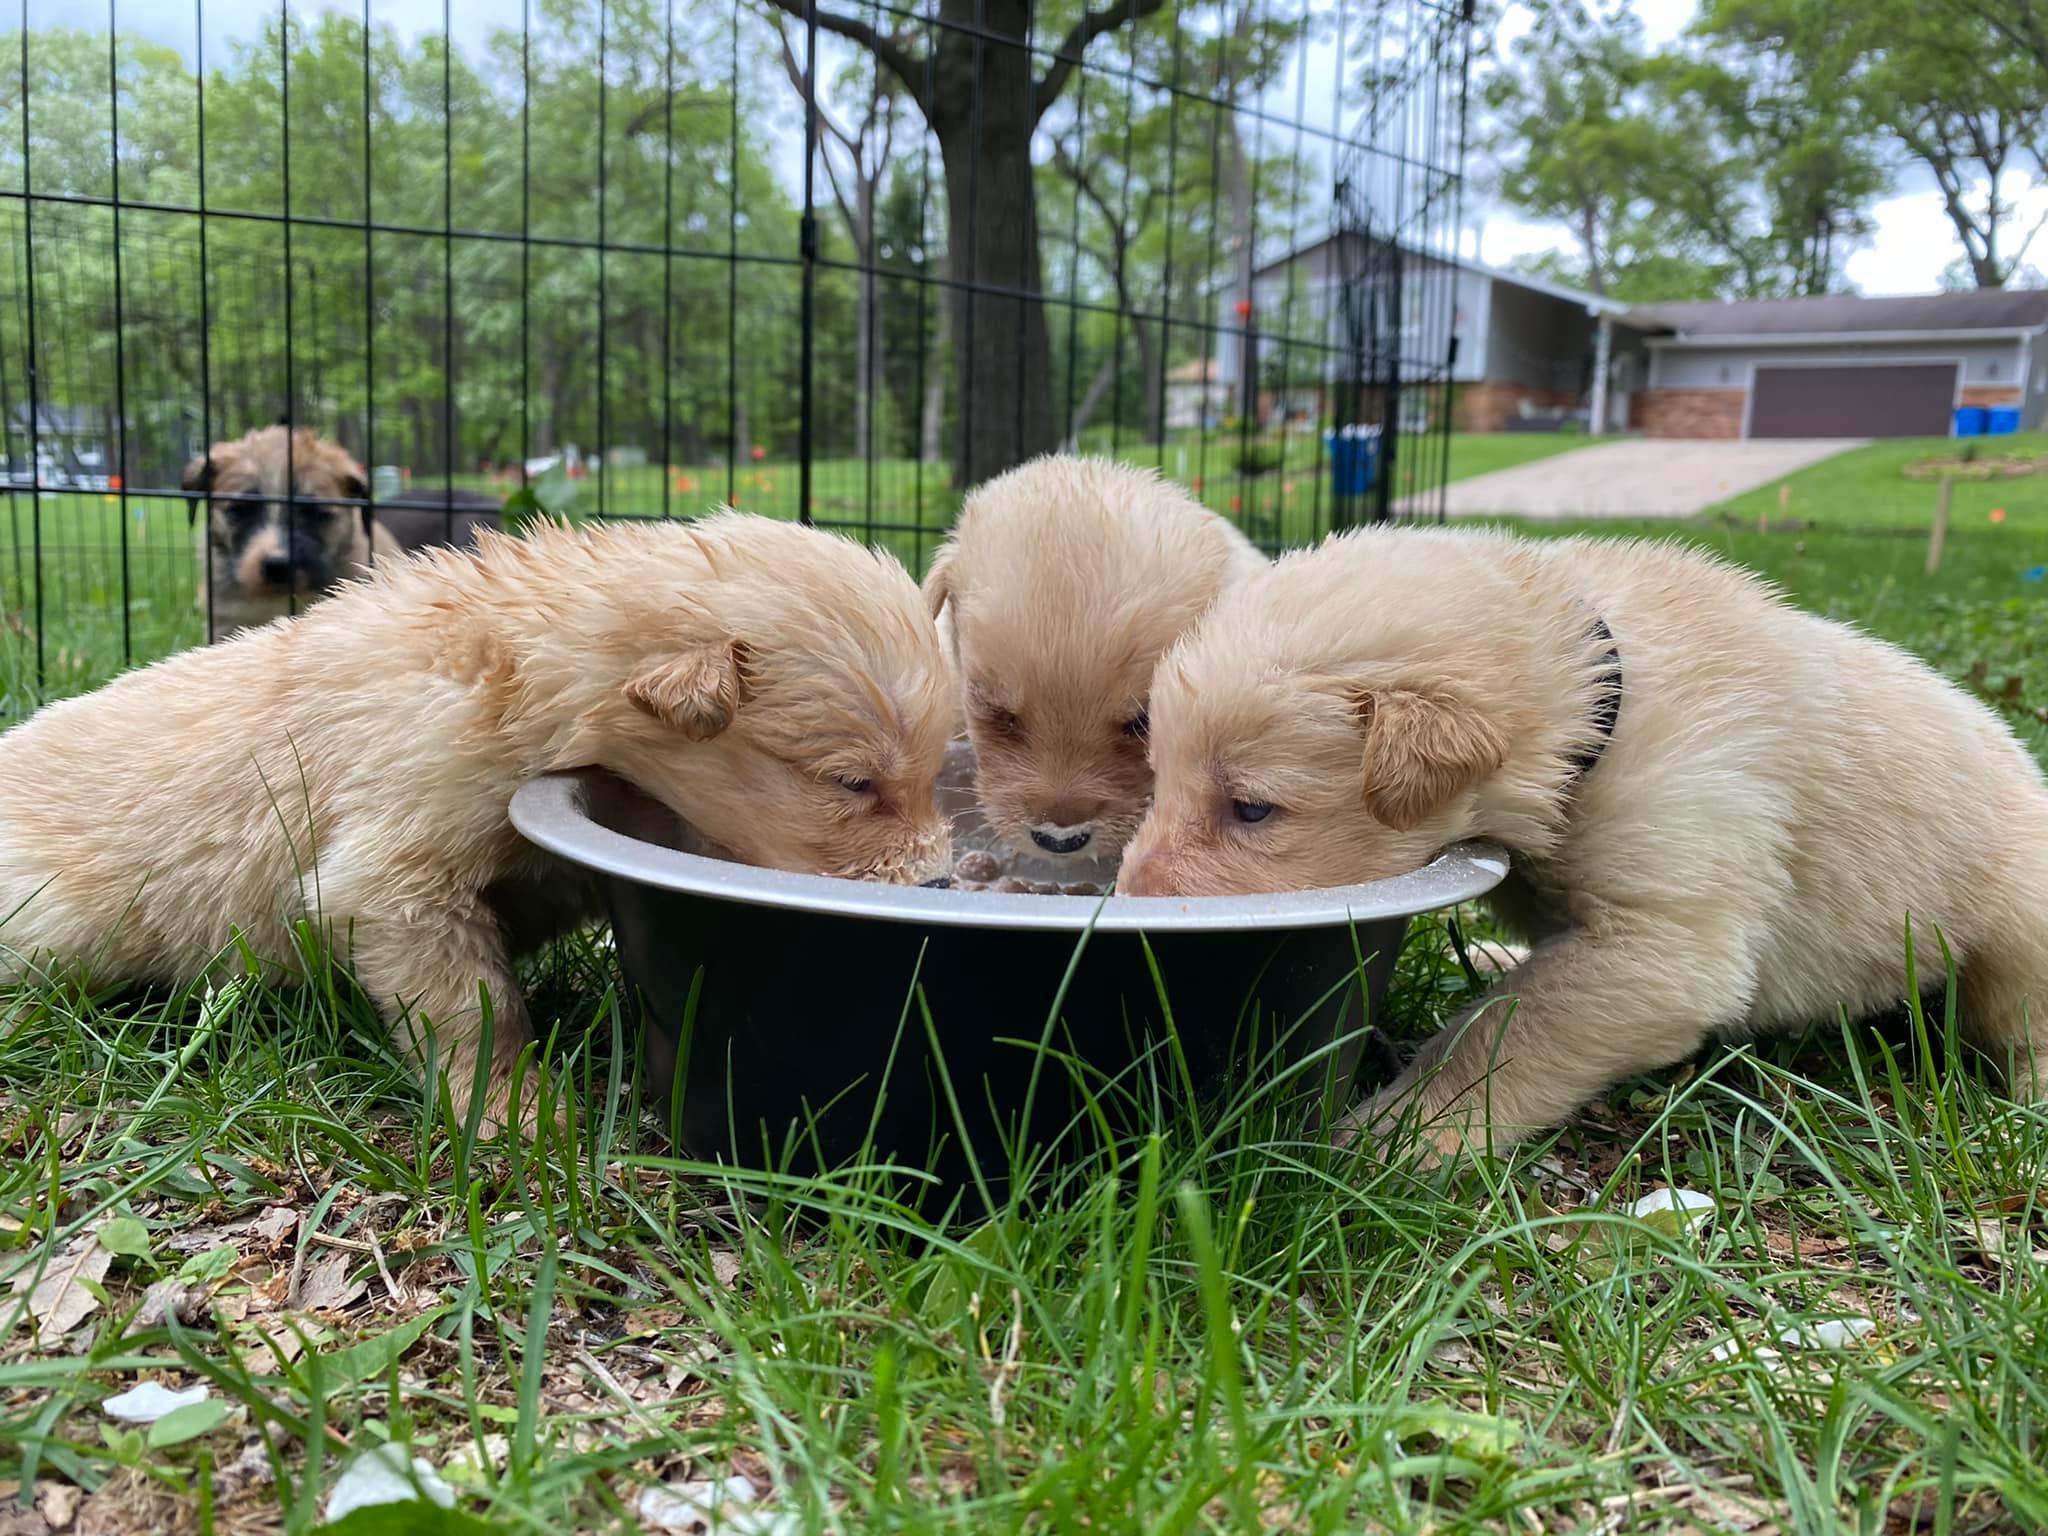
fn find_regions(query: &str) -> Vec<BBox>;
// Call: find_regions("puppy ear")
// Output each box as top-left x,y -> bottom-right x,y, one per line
625,640 -> 751,741
1351,685 -> 1507,831
182,451 -> 216,526
921,542 -> 954,620
340,462 -> 371,535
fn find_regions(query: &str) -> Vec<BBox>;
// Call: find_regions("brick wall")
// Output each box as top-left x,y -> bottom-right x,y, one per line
1959,385 -> 2022,407
1454,380 -> 1582,433
1633,388 -> 1746,439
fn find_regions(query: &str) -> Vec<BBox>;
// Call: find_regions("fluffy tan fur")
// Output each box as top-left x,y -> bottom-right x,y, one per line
188,425 -> 405,641
924,454 -> 1266,864
0,514 -> 953,1127
1122,525 -> 2048,1154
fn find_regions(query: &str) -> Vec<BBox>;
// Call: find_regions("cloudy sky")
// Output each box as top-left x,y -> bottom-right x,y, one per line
89,0 -> 2025,296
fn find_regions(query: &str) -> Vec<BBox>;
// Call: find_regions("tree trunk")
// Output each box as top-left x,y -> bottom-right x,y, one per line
921,259 -> 950,465
932,0 -> 1058,489
1222,110 -> 1257,427
1135,316 -> 1163,444
1579,203 -> 1607,297
853,190 -> 878,456
1067,354 -> 1117,443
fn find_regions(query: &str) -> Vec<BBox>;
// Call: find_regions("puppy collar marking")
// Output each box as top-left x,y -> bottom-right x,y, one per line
1569,617 -> 1621,783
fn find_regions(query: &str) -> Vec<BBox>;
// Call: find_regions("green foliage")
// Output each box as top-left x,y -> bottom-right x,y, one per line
1696,0 -> 2048,290
2,5 -> 801,484
1482,0 -> 2048,299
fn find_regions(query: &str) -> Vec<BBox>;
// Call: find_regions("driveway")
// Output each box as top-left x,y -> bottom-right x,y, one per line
1432,438 -> 1864,520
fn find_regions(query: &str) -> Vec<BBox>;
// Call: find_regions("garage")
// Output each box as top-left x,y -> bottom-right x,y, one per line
1747,362 -> 1958,439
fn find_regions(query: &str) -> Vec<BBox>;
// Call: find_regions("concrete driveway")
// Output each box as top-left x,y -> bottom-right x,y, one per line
1434,437 -> 1864,519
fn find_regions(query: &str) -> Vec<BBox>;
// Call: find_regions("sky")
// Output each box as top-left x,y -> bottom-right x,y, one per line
85,0 -> 2019,297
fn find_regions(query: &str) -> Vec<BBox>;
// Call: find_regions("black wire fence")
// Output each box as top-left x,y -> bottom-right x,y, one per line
0,0 -> 1470,712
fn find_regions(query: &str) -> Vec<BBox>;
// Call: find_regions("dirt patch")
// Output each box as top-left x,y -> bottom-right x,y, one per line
1903,452 -> 2048,480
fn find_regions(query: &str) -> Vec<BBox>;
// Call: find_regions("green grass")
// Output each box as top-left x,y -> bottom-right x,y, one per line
0,435 -> 1609,709
2,503 -> 2046,1533
1715,431 -> 2048,531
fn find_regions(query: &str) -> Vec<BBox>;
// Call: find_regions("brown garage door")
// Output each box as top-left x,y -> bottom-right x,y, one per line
1748,363 -> 1956,438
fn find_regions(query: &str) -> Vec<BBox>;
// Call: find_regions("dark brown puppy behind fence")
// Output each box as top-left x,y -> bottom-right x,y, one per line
186,424 -> 501,641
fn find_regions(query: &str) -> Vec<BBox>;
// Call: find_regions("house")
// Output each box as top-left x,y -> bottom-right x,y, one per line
1624,290 -> 2048,438
1220,235 -> 2048,439
1163,358 -> 1229,430
2,402 -> 125,488
1214,236 -> 1632,434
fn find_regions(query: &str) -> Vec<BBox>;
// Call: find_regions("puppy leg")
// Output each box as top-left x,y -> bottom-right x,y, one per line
1341,914 -> 1759,1159
1960,940 -> 2048,1103
348,908 -> 536,1130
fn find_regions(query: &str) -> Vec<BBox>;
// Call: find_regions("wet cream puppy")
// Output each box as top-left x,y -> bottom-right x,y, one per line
1121,526 -> 2048,1156
0,514 -> 952,1128
924,455 -> 1265,865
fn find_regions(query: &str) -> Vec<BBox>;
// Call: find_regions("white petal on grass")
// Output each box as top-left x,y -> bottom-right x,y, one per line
1626,1187 -> 1717,1220
102,1382 -> 211,1424
1777,1317 -> 1876,1350
1705,1335 -> 1783,1370
637,1477 -> 796,1536
324,1442 -> 456,1523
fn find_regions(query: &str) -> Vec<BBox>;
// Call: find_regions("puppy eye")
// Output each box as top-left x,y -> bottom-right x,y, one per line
835,776 -> 875,795
1121,710 -> 1149,742
980,706 -> 1022,737
1231,799 -> 1275,824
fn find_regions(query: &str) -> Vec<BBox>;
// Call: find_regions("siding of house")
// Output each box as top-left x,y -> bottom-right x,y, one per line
1221,245 -> 1489,388
1648,337 -> 2023,392
1633,336 -> 2031,438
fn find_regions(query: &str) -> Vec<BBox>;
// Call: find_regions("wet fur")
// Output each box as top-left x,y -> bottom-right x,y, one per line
1,514 -> 954,1128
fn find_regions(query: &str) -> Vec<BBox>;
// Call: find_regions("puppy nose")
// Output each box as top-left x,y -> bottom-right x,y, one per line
1030,824 -> 1093,855
259,555 -> 293,587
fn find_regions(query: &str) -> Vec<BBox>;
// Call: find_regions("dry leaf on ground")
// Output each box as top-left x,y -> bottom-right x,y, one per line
297,1253 -> 367,1314
14,1235 -> 114,1342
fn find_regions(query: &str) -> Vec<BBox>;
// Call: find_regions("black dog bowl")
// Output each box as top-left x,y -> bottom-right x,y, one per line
509,767 -> 1506,1195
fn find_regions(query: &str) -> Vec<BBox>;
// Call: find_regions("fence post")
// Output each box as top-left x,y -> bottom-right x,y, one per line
796,0 -> 819,527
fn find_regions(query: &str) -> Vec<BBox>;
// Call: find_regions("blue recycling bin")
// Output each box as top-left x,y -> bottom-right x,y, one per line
1955,406 -> 1988,438
1326,427 -> 1379,496
1987,406 -> 2021,436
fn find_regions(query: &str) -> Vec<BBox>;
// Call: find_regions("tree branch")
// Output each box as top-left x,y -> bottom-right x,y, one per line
1035,0 -> 1169,115
757,0 -> 929,115
773,18 -> 860,154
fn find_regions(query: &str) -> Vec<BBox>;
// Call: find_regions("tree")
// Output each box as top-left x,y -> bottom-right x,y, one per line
758,0 -> 1167,488
1698,0 -> 2047,289
1480,0 -> 1678,297
775,29 -> 900,460
1646,47 -> 1884,296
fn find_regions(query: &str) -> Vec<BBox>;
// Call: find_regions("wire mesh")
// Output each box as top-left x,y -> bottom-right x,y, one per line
0,0 -> 1471,713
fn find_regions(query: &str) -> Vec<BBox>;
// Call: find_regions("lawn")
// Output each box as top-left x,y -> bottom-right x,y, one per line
1,514 -> 2045,1533
1715,430 -> 2048,531
0,434 -> 1604,711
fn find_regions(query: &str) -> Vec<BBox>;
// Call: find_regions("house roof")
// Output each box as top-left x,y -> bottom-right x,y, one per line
1247,230 -> 1630,316
1628,288 -> 2048,340
7,403 -> 113,434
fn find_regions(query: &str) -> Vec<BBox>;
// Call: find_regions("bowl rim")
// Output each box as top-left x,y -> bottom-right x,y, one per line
509,771 -> 1509,934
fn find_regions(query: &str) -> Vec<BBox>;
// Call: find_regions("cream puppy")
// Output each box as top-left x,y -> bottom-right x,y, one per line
924,455 -> 1265,865
1121,526 -> 2048,1154
0,514 -> 953,1127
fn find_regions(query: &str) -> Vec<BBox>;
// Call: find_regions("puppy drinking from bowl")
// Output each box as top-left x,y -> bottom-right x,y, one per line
923,454 -> 1265,875
0,513 -> 953,1130
189,425 -> 501,641
1119,526 -> 2048,1157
